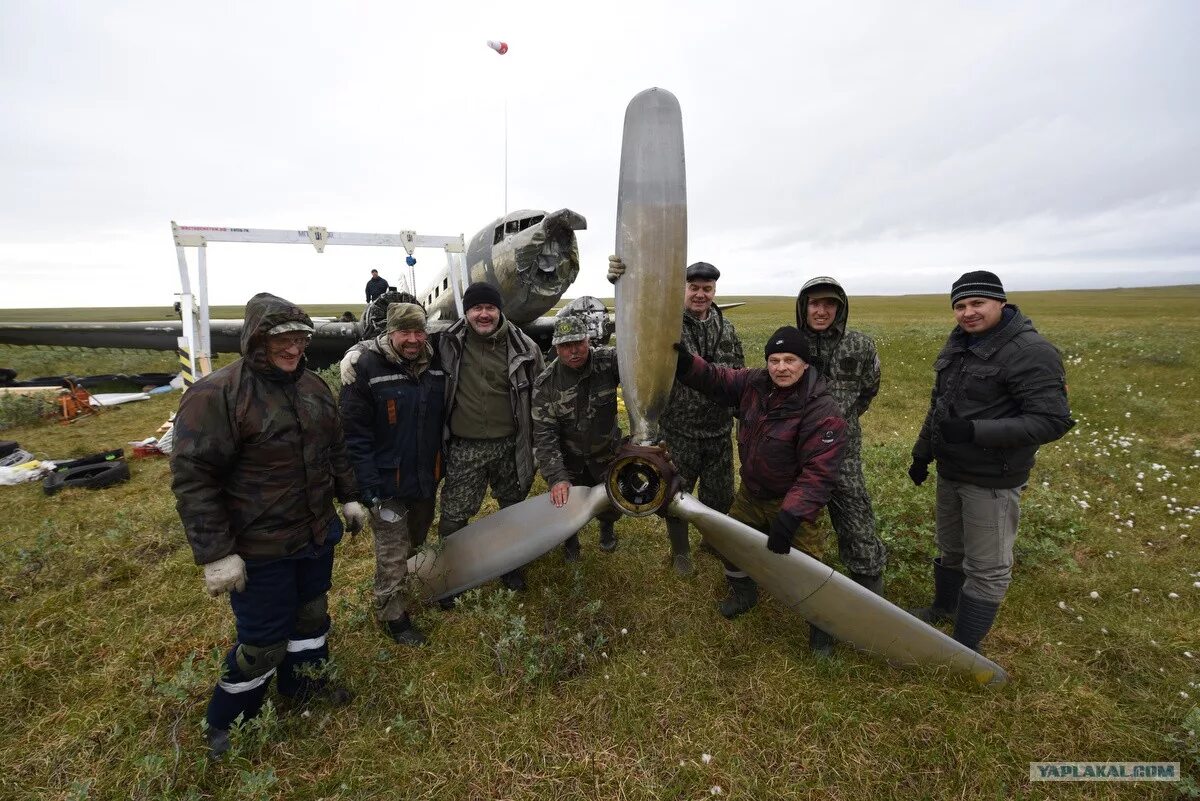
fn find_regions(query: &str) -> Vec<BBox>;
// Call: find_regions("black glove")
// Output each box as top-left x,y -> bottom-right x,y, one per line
938,416 -> 975,444
908,461 -> 929,486
672,342 -> 693,378
767,511 -> 799,555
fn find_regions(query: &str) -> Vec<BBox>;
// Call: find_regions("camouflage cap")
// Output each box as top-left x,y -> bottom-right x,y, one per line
267,320 -> 315,336
386,302 -> 427,333
552,315 -> 589,346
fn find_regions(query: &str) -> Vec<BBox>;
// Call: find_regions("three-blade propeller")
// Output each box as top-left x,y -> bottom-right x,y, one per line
402,87 -> 1007,686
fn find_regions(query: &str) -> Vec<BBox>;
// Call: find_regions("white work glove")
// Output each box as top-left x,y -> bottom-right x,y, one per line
203,554 -> 247,597
606,255 -> 626,284
342,501 -> 368,536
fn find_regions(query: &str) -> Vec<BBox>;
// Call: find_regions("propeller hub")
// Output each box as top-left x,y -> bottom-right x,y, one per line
604,442 -> 680,517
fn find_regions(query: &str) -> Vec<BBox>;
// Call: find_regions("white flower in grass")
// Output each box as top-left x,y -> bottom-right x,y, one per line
1089,591 -> 1100,600
702,753 -> 712,764
710,786 -> 723,796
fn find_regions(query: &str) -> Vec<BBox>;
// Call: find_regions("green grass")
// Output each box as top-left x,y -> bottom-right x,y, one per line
1,287 -> 1198,799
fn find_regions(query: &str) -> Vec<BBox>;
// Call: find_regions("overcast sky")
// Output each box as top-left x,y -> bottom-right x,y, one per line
2,1 -> 1197,310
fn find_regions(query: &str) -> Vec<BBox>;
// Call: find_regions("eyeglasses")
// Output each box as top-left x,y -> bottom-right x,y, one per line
269,334 -> 312,350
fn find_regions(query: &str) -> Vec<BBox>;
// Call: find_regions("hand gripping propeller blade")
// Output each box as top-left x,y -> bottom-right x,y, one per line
407,485 -> 615,602
668,493 -> 1008,686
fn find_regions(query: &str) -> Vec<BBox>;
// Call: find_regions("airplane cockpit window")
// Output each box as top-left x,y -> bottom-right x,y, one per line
493,226 -> 504,245
505,220 -> 520,236
518,215 -> 544,231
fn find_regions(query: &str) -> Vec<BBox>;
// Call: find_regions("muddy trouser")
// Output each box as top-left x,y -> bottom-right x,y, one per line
372,497 -> 436,623
797,436 -> 887,577
663,431 -> 734,554
934,476 -> 1023,604
439,435 -> 530,526
719,486 -> 824,580
206,522 -> 340,731
563,461 -> 622,551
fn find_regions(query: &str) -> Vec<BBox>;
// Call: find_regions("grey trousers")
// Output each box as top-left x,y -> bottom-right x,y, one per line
935,476 -> 1024,604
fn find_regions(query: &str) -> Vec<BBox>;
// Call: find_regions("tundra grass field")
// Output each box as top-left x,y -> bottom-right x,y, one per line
1,286 -> 1198,800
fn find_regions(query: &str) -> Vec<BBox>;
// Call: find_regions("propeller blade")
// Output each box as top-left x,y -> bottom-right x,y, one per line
615,87 -> 687,445
407,484 -> 614,601
669,493 -> 1008,686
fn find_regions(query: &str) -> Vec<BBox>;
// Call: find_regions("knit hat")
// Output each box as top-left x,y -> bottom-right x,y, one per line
462,282 -> 503,312
551,315 -> 588,346
386,302 -> 427,333
764,326 -> 810,362
951,270 -> 1006,306
686,262 -> 720,281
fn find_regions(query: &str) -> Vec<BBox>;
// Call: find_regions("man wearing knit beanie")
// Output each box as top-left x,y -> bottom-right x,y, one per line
672,326 -> 848,657
907,271 -> 1074,654
339,299 -> 442,646
435,280 -> 544,596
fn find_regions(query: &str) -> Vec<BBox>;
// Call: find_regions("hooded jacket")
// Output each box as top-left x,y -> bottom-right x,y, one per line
678,355 -> 847,523
339,334 -> 446,502
171,293 -> 359,564
912,305 -> 1074,488
437,315 -> 544,492
795,277 -> 881,430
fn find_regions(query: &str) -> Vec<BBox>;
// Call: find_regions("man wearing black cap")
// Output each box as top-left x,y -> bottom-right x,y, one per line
365,269 -> 389,303
674,326 -> 848,655
608,257 -> 745,576
908,270 -> 1073,652
795,276 -> 887,651
436,281 -> 544,592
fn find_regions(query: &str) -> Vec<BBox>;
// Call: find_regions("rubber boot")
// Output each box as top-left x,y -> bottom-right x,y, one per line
563,533 -> 581,562
437,518 -> 466,609
808,624 -> 836,658
907,558 -> 964,625
501,569 -> 526,592
598,521 -> 618,552
952,592 -> 1000,652
385,613 -> 427,647
718,576 -> 759,619
206,727 -> 231,762
667,518 -> 692,576
850,571 -> 884,597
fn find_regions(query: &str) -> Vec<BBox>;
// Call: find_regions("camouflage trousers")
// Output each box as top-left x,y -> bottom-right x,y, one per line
439,435 -> 530,526
665,431 -> 735,512
798,441 -> 887,577
720,486 -> 826,579
372,498 -> 435,622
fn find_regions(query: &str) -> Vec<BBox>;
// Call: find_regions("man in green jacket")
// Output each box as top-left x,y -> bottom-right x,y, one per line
908,271 -> 1074,651
531,315 -> 622,560
436,282 -> 544,592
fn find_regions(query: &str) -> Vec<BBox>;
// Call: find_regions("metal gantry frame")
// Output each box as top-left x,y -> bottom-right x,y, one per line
170,221 -> 466,379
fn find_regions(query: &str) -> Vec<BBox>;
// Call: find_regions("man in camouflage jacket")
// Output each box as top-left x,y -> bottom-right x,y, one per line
795,276 -> 887,601
171,292 -> 365,759
607,257 -> 745,575
531,315 -> 622,560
